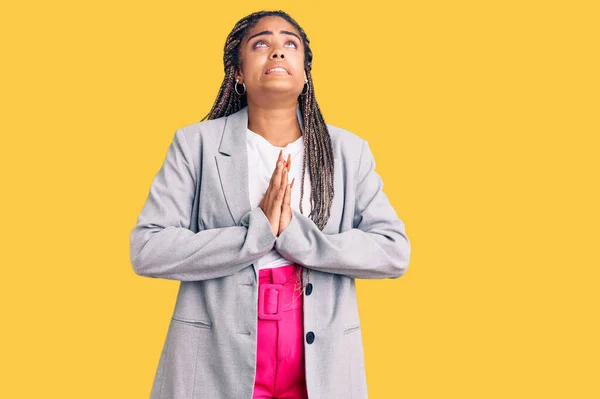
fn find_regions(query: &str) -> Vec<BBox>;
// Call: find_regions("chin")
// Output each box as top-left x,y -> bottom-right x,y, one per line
262,84 -> 300,94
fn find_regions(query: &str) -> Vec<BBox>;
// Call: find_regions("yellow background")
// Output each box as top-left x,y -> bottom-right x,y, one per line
1,0 -> 598,397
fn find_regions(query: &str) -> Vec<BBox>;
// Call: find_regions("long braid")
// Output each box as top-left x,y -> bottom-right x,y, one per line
201,10 -> 335,296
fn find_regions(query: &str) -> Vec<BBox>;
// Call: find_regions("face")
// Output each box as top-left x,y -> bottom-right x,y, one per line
236,16 -> 307,99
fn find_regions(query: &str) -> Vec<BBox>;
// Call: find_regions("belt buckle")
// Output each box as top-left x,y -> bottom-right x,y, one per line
258,283 -> 284,321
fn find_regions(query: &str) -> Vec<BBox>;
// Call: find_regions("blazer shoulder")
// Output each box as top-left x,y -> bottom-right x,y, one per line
166,116 -> 227,172
177,116 -> 227,147
326,122 -> 367,162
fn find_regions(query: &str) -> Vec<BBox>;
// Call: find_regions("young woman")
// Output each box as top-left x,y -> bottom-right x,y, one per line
130,10 -> 411,399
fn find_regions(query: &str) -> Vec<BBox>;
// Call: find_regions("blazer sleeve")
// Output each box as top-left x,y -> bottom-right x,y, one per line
129,129 -> 277,281
274,139 -> 411,279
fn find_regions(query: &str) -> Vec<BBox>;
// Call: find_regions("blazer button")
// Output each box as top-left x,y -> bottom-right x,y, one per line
306,331 -> 315,344
305,283 -> 313,296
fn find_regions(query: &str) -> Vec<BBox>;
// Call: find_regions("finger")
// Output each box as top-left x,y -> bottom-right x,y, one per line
269,153 -> 284,183
290,177 -> 295,189
280,160 -> 289,187
270,159 -> 284,195
269,150 -> 283,183
283,179 -> 292,206
278,167 -> 288,198
286,153 -> 291,171
274,171 -> 287,204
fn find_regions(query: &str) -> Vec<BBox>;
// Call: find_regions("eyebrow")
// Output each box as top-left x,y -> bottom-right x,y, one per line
246,30 -> 302,45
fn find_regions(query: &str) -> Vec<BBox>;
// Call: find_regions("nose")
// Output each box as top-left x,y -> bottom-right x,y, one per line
270,47 -> 285,59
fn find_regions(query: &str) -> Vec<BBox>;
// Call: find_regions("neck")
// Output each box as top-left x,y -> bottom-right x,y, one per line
246,100 -> 302,148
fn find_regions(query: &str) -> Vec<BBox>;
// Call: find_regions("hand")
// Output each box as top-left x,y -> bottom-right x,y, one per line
279,154 -> 294,235
259,150 -> 289,237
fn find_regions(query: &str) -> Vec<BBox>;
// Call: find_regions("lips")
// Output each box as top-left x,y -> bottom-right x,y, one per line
265,63 -> 290,75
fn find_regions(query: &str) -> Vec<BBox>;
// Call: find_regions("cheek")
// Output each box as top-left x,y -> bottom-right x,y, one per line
289,55 -> 306,75
240,54 -> 264,80
292,63 -> 306,81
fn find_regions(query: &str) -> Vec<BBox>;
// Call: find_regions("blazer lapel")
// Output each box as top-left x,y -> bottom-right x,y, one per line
215,105 -> 305,226
215,106 -> 252,226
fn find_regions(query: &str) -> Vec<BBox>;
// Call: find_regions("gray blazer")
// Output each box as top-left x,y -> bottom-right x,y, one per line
129,105 -> 411,399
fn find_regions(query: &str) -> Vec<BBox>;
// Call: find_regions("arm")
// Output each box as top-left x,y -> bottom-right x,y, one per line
129,129 -> 276,281
274,139 -> 411,279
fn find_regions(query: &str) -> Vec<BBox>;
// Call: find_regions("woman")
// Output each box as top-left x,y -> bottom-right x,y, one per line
130,10 -> 411,399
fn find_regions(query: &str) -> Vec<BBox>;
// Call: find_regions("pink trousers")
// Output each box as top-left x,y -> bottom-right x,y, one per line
252,264 -> 309,399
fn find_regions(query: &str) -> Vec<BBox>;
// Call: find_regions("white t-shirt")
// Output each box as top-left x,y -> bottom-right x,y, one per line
246,127 -> 313,270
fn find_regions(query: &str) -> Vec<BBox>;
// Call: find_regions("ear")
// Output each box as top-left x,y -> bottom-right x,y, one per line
235,67 -> 243,83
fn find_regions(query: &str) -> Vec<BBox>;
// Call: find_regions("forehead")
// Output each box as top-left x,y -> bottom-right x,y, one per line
247,16 -> 299,37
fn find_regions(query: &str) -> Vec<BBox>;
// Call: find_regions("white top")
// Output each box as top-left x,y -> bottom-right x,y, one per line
246,127 -> 313,270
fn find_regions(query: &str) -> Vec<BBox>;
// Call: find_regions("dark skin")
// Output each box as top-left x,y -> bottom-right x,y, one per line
236,16 -> 307,236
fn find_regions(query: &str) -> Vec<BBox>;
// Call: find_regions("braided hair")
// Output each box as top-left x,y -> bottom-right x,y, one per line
201,10 -> 334,294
